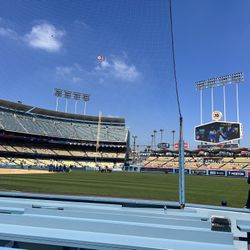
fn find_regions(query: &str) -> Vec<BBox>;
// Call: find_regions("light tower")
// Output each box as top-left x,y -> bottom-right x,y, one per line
171,130 -> 176,150
53,88 -> 90,115
132,135 -> 138,163
160,129 -> 164,143
54,88 -> 63,111
64,90 -> 72,113
82,94 -> 90,115
169,0 -> 185,207
150,134 -> 154,150
153,130 -> 157,149
132,135 -> 138,152
196,72 -> 244,124
196,72 -> 244,147
73,92 -> 81,114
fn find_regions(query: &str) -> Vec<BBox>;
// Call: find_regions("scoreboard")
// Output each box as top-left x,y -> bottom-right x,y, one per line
195,121 -> 242,144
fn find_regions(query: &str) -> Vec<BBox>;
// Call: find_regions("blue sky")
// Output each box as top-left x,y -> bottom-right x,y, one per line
0,0 -> 250,149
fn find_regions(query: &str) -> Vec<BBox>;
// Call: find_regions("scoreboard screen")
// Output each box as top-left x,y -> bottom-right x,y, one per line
195,121 -> 242,144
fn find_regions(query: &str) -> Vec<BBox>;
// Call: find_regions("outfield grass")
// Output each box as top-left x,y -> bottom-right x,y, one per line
0,171 -> 248,208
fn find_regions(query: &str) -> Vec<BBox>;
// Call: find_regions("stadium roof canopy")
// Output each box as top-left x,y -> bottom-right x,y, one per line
0,99 -> 125,124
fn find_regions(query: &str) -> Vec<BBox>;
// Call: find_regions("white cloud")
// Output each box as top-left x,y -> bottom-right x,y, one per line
74,20 -> 89,29
113,60 -> 139,81
56,63 -> 83,83
95,57 -> 140,82
24,23 -> 65,52
0,18 -> 66,53
0,27 -> 18,39
0,18 -> 18,39
98,60 -> 111,70
56,56 -> 140,85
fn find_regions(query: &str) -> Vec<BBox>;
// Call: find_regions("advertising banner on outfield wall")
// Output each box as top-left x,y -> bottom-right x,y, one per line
165,168 -> 174,173
175,169 -> 189,174
191,170 -> 207,175
227,171 -> 246,177
208,170 -> 226,176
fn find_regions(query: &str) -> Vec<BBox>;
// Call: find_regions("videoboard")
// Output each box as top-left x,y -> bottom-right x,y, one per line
195,121 -> 242,144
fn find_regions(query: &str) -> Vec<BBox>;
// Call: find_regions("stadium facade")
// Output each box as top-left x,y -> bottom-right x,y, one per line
0,99 -> 129,169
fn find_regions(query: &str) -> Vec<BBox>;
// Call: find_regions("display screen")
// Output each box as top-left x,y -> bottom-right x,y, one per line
195,122 -> 242,143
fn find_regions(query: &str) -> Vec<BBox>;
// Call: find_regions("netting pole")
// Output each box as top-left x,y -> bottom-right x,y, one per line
179,117 -> 185,207
169,0 -> 185,208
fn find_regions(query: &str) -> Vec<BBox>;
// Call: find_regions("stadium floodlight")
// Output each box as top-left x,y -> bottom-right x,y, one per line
64,90 -> 72,99
153,130 -> 157,149
81,94 -> 90,115
160,129 -> 164,143
82,94 -> 90,102
195,72 -> 244,90
53,88 -> 90,114
171,130 -> 176,150
150,134 -> 154,150
73,92 -> 81,100
196,72 -> 244,125
63,90 -> 72,112
54,88 -> 63,97
73,92 -> 81,114
54,88 -> 63,111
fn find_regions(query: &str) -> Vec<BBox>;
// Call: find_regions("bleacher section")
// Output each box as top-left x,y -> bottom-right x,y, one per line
0,99 -> 129,169
0,108 -> 128,143
0,140 -> 126,168
0,156 -> 120,168
143,155 -> 250,171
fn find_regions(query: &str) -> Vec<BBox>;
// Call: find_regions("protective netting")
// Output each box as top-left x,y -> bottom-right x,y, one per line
0,0 -> 178,147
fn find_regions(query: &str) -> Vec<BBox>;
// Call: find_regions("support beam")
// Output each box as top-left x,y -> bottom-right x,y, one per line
236,83 -> 240,122
200,90 -> 203,124
65,99 -> 68,113
179,117 -> 185,207
56,97 -> 59,112
74,100 -> 78,114
84,101 -> 87,115
211,87 -> 214,115
223,85 -> 227,121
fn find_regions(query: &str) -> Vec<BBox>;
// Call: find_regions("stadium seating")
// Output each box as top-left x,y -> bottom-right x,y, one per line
0,109 -> 128,143
0,100 -> 128,170
13,145 -> 34,154
143,155 -> 250,171
0,138 -> 126,170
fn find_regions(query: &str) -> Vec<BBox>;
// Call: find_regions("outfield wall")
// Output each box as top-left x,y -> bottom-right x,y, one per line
140,167 -> 249,177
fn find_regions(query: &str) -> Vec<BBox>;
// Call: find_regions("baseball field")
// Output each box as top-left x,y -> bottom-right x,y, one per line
0,170 -> 248,208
